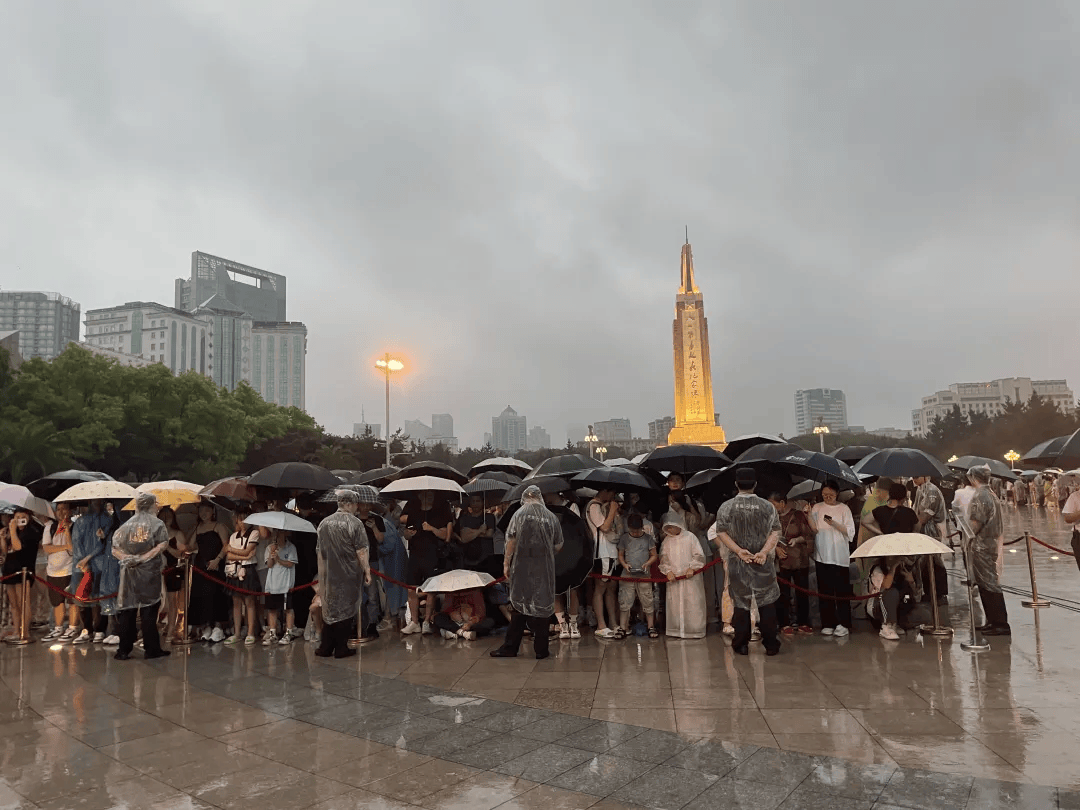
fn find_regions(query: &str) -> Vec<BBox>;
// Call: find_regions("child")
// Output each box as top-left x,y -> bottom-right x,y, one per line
261,527 -> 298,646
658,512 -> 706,639
433,588 -> 494,640
616,514 -> 659,638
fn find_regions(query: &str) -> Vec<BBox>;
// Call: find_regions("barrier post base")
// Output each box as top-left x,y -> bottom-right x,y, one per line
960,639 -> 991,652
1021,599 -> 1051,608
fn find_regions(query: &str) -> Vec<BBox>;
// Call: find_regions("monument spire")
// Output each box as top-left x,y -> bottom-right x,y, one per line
679,233 -> 699,295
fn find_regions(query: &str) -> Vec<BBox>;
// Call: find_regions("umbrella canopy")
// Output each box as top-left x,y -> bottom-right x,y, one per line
468,457 -> 533,478
396,460 -> 469,484
829,446 -> 880,465
463,478 -> 512,496
247,462 -> 342,491
381,476 -> 466,497
124,487 -> 201,511
355,466 -> 401,487
1019,469 -> 1040,480
332,469 -> 364,484
603,458 -> 635,467
850,532 -> 954,559
137,480 -> 202,494
685,467 -> 729,491
693,464 -> 796,512
731,442 -> 806,464
53,480 -> 137,504
243,511 -> 317,533
1020,435 -> 1071,468
502,476 -> 574,504
630,453 -> 649,464
0,484 -> 55,518
317,484 -> 381,505
552,504 -> 594,593
571,466 -> 661,495
852,448 -> 951,480
525,454 -> 605,479
27,470 -> 114,501
473,471 -> 523,485
639,444 -> 733,475
420,569 -> 495,593
1045,429 -> 1080,469
946,456 -> 1019,482
722,434 -> 787,461
774,451 -> 862,488
1056,469 -> 1080,488
199,477 -> 259,506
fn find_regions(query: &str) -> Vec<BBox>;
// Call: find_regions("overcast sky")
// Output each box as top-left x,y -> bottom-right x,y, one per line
3,2 -> 1079,448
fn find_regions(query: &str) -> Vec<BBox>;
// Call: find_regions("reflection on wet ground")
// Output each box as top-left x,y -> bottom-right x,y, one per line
2,506 -> 1080,808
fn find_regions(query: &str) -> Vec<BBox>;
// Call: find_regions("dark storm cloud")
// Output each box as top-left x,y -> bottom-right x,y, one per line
2,1 -> 1078,447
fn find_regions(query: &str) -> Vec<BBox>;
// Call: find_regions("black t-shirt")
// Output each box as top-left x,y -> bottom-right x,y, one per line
402,498 -> 455,562
457,511 -> 496,563
872,504 -> 919,535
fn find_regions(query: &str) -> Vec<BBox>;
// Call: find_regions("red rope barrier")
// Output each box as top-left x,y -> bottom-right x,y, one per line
33,576 -> 118,604
1030,536 -> 1076,556
191,565 -> 318,596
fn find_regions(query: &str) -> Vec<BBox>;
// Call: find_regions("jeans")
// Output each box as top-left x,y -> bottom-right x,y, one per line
117,602 -> 163,656
499,611 -> 551,658
776,568 -> 810,627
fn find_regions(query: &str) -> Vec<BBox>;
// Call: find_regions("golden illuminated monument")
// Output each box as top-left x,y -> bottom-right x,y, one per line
666,237 -> 727,449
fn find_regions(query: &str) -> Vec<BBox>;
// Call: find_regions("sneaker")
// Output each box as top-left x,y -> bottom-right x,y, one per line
42,627 -> 63,642
595,627 -> 615,639
569,623 -> 581,639
62,628 -> 81,642
441,629 -> 457,640
461,630 -> 476,641
401,621 -> 422,635
72,629 -> 91,645
833,625 -> 850,638
262,631 -> 278,646
224,635 -> 239,646
879,624 -> 900,641
290,627 -> 304,638
201,627 -> 214,641
278,632 -> 293,645
92,632 -> 105,643
102,635 -> 120,646
820,627 -> 834,636
751,628 -> 762,641
210,627 -> 225,643
722,624 -> 735,636
781,626 -> 796,636
244,636 -> 256,646
798,625 -> 814,635
421,621 -> 434,635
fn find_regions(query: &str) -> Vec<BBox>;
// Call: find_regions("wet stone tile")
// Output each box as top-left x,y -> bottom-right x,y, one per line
406,724 -> 498,757
800,759 -> 896,801
730,747 -> 819,788
547,754 -> 653,798
681,775 -> 794,810
776,785 -> 876,809
493,743 -> 597,783
442,733 -> 549,770
876,768 -> 973,810
560,721 -> 647,754
511,713 -> 598,743
609,764 -> 719,810
471,706 -> 555,733
965,777 -> 1058,809
665,738 -> 760,777
606,728 -> 693,765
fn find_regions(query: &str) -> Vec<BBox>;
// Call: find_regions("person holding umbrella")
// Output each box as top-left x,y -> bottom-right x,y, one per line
316,489 -> 373,658
490,485 -> 564,659
967,465 -> 1010,636
110,492 -> 171,661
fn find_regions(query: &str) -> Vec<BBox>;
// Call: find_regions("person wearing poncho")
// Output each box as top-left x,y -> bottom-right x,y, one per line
489,486 -> 563,660
316,489 -> 372,658
966,465 -> 1010,636
712,468 -> 783,655
110,492 -> 170,660
658,511 -> 707,639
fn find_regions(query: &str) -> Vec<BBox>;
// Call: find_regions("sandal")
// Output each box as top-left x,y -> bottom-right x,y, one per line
613,627 -> 626,640
648,627 -> 659,639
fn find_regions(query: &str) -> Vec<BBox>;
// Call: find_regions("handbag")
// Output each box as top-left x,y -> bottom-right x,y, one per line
75,573 -> 93,602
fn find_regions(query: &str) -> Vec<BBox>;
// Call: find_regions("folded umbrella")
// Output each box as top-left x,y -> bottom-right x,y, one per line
850,532 -> 954,559
27,470 -> 114,501
468,457 -> 533,478
852,448 -> 951,480
247,462 -> 342,491
0,485 -> 55,518
525,454 -> 604,479
53,480 -> 136,504
420,569 -> 495,593
381,476 -> 466,497
722,434 -> 786,461
243,511 -> 317,533
396,461 -> 468,484
571,466 -> 660,495
639,444 -> 732,475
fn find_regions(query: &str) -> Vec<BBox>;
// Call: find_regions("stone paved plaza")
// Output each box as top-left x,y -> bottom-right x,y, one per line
3,507 -> 1080,809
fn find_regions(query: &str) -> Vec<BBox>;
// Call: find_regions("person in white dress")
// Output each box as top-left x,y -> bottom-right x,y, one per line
658,512 -> 706,639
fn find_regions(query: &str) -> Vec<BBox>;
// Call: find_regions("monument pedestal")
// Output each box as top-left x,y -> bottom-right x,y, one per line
666,423 -> 727,452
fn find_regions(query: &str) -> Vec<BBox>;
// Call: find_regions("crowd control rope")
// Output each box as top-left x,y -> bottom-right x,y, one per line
33,576 -> 119,604
192,565 -> 318,596
1029,536 -> 1076,556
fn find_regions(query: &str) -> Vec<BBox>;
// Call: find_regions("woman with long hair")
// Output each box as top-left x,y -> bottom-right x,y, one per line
157,506 -> 191,644
224,510 -> 260,645
2,508 -> 43,641
188,502 -> 231,642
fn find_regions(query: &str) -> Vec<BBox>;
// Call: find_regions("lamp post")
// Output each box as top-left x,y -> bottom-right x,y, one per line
948,455 -> 960,464
812,422 -> 830,454
1005,450 -> 1021,470
375,354 -> 404,469
597,446 -> 608,462
585,425 -> 599,459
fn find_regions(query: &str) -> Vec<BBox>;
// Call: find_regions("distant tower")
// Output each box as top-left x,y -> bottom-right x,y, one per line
666,237 -> 727,449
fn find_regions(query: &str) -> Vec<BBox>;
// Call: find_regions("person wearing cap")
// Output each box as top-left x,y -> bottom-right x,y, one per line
966,465 -> 1010,635
315,489 -> 372,658
110,492 -> 171,660
712,468 -> 783,655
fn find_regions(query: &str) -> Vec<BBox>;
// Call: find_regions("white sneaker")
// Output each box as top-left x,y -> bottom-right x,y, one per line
42,627 -> 63,642
421,621 -> 434,635
750,629 -> 762,641
722,624 -> 735,636
440,629 -> 457,640
103,635 -> 120,646
833,625 -> 850,638
820,627 -> 834,636
569,623 -> 581,639
72,629 -> 91,645
879,624 -> 900,641
401,621 -> 422,635
92,632 -> 105,643
278,632 -> 293,645
461,630 -> 476,641
559,624 -> 571,640
201,627 -> 214,641
262,631 -> 278,647
210,627 -> 225,643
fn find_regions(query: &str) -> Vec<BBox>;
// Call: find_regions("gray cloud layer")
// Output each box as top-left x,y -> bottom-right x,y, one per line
3,2 -> 1078,448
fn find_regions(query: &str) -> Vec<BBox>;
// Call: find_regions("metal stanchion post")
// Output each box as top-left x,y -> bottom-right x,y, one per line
1021,531 -> 1051,608
10,569 -> 31,646
920,556 -> 953,637
175,556 -> 197,646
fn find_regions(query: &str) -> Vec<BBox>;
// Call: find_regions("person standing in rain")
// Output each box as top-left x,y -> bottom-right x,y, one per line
110,492 -> 171,661
712,469 -> 783,655
913,475 -> 949,602
316,489 -> 372,658
658,512 -> 707,639
490,486 -> 563,660
966,465 -> 1010,636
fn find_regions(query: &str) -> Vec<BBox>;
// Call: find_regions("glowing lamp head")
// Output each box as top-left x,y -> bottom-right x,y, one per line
376,358 -> 404,372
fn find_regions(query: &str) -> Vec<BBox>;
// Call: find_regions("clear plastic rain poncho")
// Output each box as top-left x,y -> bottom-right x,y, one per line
505,486 -> 564,618
967,466 -> 1005,593
658,511 -> 707,638
316,492 -> 369,625
111,493 -> 169,611
914,480 -> 946,538
713,493 -> 782,610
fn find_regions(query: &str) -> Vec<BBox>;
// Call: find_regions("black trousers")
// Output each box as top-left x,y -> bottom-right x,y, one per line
733,601 -> 779,651
815,562 -> 852,629
118,602 -> 163,656
776,569 -> 810,627
80,606 -> 108,634
978,587 -> 1010,629
499,611 -> 551,658
316,619 -> 354,658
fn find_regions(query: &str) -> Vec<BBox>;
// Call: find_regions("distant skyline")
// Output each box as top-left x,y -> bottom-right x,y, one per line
3,3 -> 1079,451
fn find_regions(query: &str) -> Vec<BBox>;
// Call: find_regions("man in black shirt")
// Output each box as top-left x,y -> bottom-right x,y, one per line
458,495 -> 498,577
872,484 -> 920,535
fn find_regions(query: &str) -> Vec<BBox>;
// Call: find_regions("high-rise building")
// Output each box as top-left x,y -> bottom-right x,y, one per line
911,378 -> 1074,437
175,252 -> 287,322
84,302 -> 209,374
649,417 -> 676,443
0,290 -> 80,361
593,419 -> 632,444
353,423 -> 382,440
404,414 -> 458,452
432,414 -> 454,438
527,426 -> 551,451
492,406 -> 528,455
251,321 -> 308,410
795,388 -> 849,436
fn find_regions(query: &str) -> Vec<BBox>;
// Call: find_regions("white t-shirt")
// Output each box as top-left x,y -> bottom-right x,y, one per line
811,502 -> 855,567
587,500 -> 619,560
43,523 -> 73,577
952,486 -> 975,519
229,530 -> 259,564
1063,491 -> 1080,519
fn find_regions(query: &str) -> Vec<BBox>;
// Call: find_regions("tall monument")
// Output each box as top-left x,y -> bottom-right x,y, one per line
666,237 -> 727,449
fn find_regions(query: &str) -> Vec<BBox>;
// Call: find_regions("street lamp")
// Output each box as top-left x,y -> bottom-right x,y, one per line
1005,450 -> 1021,469
812,423 -> 830,454
585,425 -> 599,459
597,446 -> 608,462
375,354 -> 405,469
947,455 -> 960,464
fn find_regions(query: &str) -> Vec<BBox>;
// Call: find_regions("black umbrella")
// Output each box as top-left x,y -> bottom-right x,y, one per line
247,462 -> 343,491
463,478 -> 512,496
775,451 -> 862,488
27,470 -> 114,501
467,457 -> 533,478
639,444 -> 732,475
947,456 -> 1019,482
694,462 -> 796,512
571,466 -> 661,495
852,448 -> 951,480
1021,435 -> 1071,468
331,469 -> 363,484
1043,429 -> 1080,469
502,476 -> 574,504
722,434 -> 786,461
525,454 -> 604,479
396,460 -> 469,484
829,446 -> 879,465
354,466 -> 401,487
551,505 -> 594,593
473,471 -> 523,486
731,442 -> 806,463
685,467 -> 729,491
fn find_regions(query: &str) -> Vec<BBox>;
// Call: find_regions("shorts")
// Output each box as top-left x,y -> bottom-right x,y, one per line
618,574 -> 654,613
593,558 -> 620,580
163,566 -> 184,593
265,592 -> 292,612
47,575 -> 72,607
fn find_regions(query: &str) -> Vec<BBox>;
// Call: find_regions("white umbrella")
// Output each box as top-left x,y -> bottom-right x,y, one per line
243,511 -> 317,533
54,480 -> 137,503
631,453 -> 649,465
420,569 -> 495,593
136,480 -> 202,493
470,457 -> 533,474
381,476 -> 466,496
603,458 -> 634,467
850,532 -> 954,559
0,485 -> 55,518
1056,469 -> 1080,488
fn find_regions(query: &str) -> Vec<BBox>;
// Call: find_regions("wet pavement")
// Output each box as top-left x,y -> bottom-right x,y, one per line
2,505 -> 1080,808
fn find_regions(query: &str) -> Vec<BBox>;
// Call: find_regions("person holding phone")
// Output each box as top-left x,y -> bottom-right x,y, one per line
2,508 -> 43,642
808,481 -> 856,637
